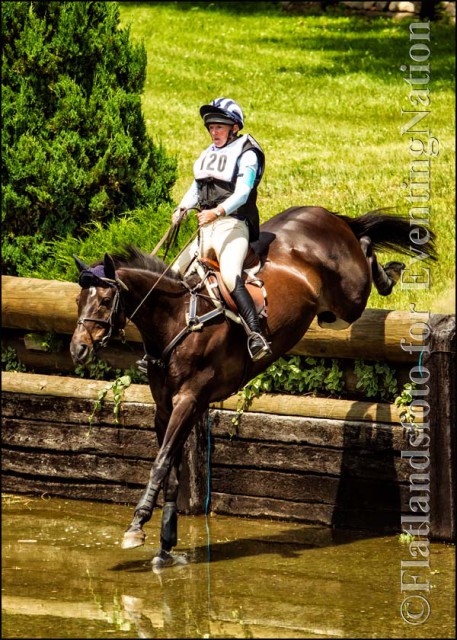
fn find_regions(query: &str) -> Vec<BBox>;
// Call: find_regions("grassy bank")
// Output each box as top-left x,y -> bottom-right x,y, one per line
119,2 -> 455,313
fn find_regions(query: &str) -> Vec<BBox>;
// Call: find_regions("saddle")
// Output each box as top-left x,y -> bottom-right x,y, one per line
197,247 -> 267,318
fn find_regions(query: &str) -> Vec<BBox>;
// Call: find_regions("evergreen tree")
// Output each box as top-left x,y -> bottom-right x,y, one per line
2,1 -> 176,275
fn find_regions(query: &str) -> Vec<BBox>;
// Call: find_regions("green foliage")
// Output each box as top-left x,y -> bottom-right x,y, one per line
232,356 -> 345,428
398,531 -> 415,544
259,355 -> 346,395
2,0 -> 176,275
394,382 -> 417,424
1,234 -> 54,278
29,203 -> 198,282
74,352 -> 147,385
354,359 -> 398,400
232,355 -> 405,429
74,353 -> 115,381
24,331 -> 64,353
122,365 -> 147,386
89,374 -> 132,428
1,345 -> 27,372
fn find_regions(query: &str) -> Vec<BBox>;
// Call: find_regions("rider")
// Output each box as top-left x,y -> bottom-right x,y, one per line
169,97 -> 272,362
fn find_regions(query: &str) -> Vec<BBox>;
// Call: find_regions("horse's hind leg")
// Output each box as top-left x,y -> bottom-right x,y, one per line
360,235 -> 372,258
359,235 -> 404,296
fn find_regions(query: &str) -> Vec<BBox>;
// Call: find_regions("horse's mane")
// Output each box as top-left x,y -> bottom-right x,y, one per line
93,245 -> 182,281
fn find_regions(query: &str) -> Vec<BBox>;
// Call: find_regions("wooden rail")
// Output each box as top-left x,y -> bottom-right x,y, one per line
2,371 -> 410,534
1,275 -> 431,362
1,371 -> 406,423
1,275 -> 455,540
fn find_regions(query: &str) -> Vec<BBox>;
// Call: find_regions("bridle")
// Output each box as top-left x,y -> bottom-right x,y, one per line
74,237 -> 211,369
77,277 -> 127,350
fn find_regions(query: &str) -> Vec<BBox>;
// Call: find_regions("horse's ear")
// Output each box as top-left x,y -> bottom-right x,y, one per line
73,255 -> 88,272
104,253 -> 116,280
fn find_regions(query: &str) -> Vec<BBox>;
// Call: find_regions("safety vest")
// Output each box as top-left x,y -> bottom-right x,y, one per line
193,134 -> 265,241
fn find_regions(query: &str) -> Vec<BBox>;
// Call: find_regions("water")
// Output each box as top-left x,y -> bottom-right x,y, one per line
2,495 -> 455,639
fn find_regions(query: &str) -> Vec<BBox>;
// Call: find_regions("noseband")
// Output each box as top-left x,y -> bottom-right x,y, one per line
77,269 -> 128,350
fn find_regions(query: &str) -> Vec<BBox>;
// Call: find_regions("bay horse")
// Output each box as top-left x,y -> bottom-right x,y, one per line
70,206 -> 435,566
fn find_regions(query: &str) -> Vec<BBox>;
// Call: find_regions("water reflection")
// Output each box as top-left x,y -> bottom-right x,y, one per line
2,496 -> 455,639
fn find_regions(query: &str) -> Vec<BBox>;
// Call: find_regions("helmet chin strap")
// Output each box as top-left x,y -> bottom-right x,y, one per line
220,125 -> 238,148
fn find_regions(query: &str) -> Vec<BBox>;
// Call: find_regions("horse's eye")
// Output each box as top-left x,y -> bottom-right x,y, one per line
100,297 -> 112,307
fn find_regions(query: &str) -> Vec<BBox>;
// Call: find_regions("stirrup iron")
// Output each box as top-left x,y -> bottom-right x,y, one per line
247,332 -> 271,361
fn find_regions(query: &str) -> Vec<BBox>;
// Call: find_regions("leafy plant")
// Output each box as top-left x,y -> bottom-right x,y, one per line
2,0 -> 176,276
74,353 -> 116,381
74,351 -> 147,385
394,382 -> 417,425
232,355 -> 345,429
232,355 -> 403,429
398,531 -> 415,544
24,331 -> 64,353
122,365 -> 147,385
89,374 -> 132,428
354,359 -> 398,401
1,345 -> 26,372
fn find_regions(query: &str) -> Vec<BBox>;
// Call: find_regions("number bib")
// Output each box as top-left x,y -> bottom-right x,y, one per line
193,135 -> 249,183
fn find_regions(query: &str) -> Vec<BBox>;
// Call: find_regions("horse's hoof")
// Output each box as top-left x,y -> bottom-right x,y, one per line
385,261 -> 405,283
151,550 -> 189,571
121,530 -> 146,550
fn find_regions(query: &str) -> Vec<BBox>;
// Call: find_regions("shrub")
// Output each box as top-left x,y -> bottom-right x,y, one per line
1,1 -> 176,275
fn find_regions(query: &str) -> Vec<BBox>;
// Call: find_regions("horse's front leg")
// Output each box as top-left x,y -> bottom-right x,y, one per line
121,393 -> 199,551
152,451 -> 185,568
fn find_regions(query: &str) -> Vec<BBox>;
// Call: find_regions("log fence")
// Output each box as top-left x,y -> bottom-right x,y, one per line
2,276 -> 455,540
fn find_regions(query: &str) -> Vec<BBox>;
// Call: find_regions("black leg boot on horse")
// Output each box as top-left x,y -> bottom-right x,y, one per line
360,235 -> 405,296
230,276 -> 272,361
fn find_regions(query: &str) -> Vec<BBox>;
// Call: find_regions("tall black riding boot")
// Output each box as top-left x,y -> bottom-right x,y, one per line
230,276 -> 271,361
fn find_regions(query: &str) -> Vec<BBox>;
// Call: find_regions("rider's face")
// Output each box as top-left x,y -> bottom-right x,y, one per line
208,123 -> 239,147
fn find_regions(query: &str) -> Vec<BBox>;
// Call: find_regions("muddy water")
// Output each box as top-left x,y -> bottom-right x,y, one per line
2,496 -> 455,639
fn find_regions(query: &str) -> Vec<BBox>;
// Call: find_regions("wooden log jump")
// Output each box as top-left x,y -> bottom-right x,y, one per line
3,370 -> 454,540
2,371 -> 411,535
1,275 -> 431,361
1,275 -> 455,540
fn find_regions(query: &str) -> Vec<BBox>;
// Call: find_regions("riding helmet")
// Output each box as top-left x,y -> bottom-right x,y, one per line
200,97 -> 244,130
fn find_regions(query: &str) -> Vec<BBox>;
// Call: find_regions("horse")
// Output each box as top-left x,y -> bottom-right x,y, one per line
70,205 -> 436,567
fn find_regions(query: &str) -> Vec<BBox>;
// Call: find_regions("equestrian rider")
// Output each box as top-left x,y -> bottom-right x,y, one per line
169,97 -> 272,362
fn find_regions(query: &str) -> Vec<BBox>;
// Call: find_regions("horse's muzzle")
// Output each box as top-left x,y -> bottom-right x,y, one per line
69,341 -> 92,365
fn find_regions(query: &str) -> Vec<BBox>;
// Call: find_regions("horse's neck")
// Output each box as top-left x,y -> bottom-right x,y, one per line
122,269 -> 185,349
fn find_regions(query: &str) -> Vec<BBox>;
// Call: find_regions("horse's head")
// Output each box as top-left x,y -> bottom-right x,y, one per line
70,253 -> 127,365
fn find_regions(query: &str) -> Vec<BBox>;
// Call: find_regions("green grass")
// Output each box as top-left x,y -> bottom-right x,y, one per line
118,2 -> 455,313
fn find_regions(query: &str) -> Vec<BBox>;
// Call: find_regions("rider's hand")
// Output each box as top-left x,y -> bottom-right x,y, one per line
171,207 -> 186,225
197,208 -> 222,226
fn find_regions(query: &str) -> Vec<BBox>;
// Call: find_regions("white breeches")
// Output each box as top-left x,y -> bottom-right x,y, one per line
170,216 -> 249,292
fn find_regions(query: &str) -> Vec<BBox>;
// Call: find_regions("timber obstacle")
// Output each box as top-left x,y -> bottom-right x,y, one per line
2,276 -> 455,540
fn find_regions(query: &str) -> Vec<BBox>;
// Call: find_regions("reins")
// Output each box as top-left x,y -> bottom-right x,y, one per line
150,206 -> 200,261
150,222 -> 179,261
80,208 -> 203,365
128,211 -> 200,322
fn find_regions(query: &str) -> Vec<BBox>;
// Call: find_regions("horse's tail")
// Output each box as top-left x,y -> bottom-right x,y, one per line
340,209 -> 437,261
